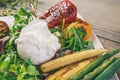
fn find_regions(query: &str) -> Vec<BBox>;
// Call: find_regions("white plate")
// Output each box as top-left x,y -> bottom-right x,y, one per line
0,15 -> 119,80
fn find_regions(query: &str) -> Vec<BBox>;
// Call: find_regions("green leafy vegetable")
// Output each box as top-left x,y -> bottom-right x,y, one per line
0,8 -> 41,80
0,53 -> 40,80
50,26 -> 94,56
50,28 -> 63,38
27,65 -> 39,75
61,27 -> 94,55
5,7 -> 34,54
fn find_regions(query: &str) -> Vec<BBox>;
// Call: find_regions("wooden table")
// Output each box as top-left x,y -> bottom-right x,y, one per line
37,0 -> 120,79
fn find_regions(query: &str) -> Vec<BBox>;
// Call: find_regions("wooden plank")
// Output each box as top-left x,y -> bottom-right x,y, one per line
98,36 -> 120,50
93,26 -> 120,42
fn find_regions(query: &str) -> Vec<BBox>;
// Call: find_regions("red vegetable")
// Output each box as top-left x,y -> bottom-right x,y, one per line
39,0 -> 77,28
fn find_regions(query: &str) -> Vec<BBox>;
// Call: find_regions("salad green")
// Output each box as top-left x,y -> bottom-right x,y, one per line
5,8 -> 35,54
0,7 -> 94,79
0,53 -> 40,80
61,27 -> 94,51
0,8 -> 41,80
50,26 -> 94,56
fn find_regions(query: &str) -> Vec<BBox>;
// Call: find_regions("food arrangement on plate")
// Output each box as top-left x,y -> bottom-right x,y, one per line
0,0 -> 120,80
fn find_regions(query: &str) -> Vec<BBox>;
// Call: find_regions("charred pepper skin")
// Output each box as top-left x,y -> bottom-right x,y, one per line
39,0 -> 77,28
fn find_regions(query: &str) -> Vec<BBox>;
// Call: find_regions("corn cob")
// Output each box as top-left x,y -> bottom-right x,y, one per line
56,58 -> 95,80
40,49 -> 107,72
46,64 -> 74,80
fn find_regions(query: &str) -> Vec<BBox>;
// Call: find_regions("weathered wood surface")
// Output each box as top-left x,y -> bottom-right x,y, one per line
37,0 -> 120,79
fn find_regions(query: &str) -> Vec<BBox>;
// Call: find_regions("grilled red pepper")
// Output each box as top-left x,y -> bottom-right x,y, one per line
39,0 -> 77,28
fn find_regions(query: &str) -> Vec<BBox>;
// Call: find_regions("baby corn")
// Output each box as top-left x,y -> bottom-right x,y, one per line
58,58 -> 96,80
40,49 -> 107,72
46,64 -> 74,80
